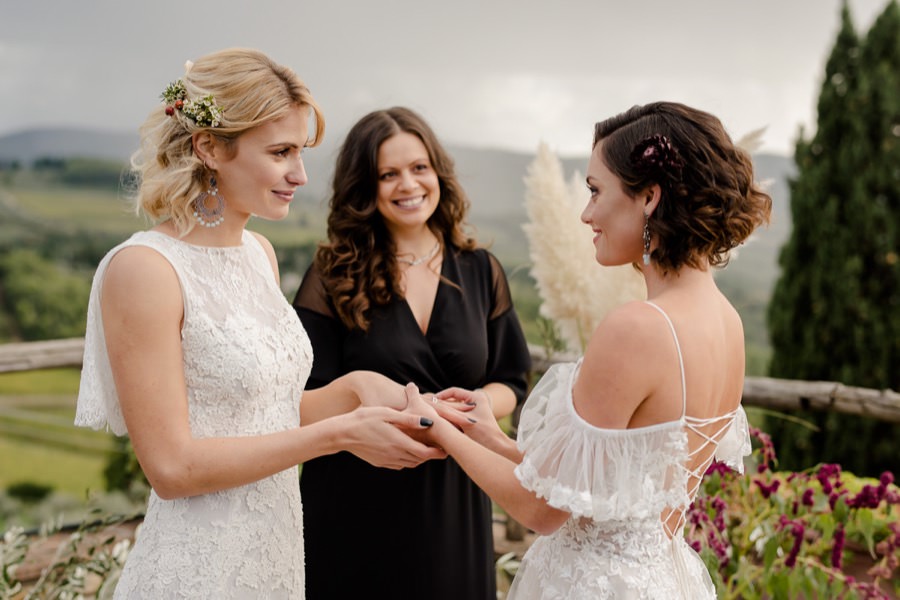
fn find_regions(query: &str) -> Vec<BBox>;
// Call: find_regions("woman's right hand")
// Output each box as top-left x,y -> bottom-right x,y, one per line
339,405 -> 446,469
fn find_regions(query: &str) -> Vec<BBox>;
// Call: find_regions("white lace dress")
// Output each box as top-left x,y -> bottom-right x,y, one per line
509,302 -> 750,600
75,230 -> 312,599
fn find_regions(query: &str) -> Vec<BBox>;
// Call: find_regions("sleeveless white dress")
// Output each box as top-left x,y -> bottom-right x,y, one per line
75,230 -> 312,599
509,302 -> 750,599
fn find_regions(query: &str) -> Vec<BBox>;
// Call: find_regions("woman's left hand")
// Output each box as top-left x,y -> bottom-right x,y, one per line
432,387 -> 507,450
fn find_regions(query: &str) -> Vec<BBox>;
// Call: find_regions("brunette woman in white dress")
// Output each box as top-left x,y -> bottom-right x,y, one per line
405,101 -> 771,599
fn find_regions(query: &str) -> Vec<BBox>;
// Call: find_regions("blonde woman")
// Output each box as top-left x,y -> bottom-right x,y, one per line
406,102 -> 771,599
75,49 -> 441,599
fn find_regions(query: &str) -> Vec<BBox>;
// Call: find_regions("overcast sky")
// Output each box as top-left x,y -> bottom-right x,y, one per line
0,0 -> 891,157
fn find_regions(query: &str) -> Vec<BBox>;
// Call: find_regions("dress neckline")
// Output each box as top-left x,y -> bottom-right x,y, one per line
141,229 -> 250,252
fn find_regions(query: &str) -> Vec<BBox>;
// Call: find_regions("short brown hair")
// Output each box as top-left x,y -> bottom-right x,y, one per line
594,102 -> 771,272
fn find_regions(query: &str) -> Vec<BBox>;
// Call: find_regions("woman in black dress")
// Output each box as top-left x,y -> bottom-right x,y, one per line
292,106 -> 531,600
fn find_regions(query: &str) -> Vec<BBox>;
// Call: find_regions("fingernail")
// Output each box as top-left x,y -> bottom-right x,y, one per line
420,417 -> 434,427
465,401 -> 477,406
467,417 -> 478,424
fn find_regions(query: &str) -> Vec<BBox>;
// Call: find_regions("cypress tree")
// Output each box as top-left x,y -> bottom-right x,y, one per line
767,0 -> 900,476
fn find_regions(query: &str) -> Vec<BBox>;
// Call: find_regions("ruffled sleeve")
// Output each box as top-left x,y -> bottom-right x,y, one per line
74,233 -> 184,436
74,243 -> 129,435
714,405 -> 751,473
514,361 -> 689,520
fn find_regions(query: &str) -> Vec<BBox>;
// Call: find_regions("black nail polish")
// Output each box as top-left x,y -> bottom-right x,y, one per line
467,417 -> 477,424
420,417 -> 434,427
465,401 -> 477,406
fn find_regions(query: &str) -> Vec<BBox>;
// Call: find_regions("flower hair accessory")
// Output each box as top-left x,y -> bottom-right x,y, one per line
160,79 -> 223,128
630,134 -> 684,182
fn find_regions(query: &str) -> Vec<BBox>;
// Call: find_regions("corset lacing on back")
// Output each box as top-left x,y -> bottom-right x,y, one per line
644,301 -> 742,539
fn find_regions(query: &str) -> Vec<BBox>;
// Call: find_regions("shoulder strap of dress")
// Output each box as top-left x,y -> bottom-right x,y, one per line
644,301 -> 687,418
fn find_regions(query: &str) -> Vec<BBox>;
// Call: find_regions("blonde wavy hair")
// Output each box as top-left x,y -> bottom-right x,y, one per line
130,47 -> 325,235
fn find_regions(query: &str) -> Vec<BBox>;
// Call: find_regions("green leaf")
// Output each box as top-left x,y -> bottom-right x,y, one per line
855,509 -> 877,556
833,496 -> 849,523
763,535 -> 780,571
770,570 -> 790,599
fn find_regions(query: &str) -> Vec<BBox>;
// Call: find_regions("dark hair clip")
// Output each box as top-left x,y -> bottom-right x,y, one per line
630,134 -> 684,182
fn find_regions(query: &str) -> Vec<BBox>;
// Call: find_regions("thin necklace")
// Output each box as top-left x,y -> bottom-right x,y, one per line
397,240 -> 440,267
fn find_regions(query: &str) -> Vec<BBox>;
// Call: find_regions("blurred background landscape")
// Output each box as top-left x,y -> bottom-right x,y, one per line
0,126 -> 790,517
1,0 -> 896,550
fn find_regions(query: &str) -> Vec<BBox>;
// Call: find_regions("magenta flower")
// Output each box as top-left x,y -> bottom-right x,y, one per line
785,523 -> 805,568
831,524 -> 845,569
801,488 -> 815,507
754,478 -> 781,499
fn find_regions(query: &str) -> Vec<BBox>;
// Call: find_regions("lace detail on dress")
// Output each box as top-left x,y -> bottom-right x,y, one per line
509,301 -> 751,599
75,230 -> 312,599
515,362 -> 690,521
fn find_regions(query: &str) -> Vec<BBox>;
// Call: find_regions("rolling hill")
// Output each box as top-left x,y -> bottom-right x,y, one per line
0,127 -> 795,358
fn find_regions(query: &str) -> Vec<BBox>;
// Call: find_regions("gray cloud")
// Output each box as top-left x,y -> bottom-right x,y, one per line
0,0 -> 889,155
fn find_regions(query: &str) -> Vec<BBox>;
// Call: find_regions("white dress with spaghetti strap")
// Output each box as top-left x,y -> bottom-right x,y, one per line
75,230 -> 312,599
509,301 -> 750,599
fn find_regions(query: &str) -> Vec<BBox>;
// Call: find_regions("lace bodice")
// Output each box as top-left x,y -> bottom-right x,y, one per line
75,230 -> 312,599
509,302 -> 750,599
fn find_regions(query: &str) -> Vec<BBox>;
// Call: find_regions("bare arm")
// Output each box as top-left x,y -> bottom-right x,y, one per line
405,385 -> 569,535
482,382 -> 517,419
300,370 -> 410,424
433,386 -> 521,462
101,247 -> 440,500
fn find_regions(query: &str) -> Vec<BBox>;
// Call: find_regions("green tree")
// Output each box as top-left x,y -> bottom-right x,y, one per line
767,1 -> 900,476
0,249 -> 90,341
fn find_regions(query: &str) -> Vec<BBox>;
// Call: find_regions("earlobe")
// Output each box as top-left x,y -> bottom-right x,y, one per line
643,184 -> 662,217
192,132 -> 218,169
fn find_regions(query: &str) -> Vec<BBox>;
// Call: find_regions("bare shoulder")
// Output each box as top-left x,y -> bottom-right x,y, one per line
104,245 -> 179,289
249,231 -> 279,280
591,301 -> 668,351
102,245 -> 182,320
573,302 -> 669,428
249,230 -> 276,255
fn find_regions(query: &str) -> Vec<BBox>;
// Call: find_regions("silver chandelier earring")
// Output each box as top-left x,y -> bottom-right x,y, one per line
642,212 -> 651,265
192,174 -> 225,228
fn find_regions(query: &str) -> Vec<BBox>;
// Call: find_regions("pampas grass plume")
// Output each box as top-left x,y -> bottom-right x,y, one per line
523,143 -> 646,352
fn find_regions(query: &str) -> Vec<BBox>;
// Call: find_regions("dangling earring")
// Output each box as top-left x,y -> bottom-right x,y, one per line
642,212 -> 651,265
192,174 -> 225,228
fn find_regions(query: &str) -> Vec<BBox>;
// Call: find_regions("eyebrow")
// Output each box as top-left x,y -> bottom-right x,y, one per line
379,157 -> 429,171
267,140 -> 309,149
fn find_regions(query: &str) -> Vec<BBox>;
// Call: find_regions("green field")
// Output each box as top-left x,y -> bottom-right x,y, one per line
0,370 -> 111,496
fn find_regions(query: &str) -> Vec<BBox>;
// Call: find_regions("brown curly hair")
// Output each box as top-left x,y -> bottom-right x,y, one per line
315,107 -> 476,331
593,102 -> 772,273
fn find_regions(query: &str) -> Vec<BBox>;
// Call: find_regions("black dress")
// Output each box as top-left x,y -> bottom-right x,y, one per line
293,246 -> 531,600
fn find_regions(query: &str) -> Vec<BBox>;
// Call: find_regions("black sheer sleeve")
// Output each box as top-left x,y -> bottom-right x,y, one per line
484,251 -> 532,404
292,263 -> 345,390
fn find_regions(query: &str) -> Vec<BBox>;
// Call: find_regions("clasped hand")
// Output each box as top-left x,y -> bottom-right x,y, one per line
400,384 -> 509,453
346,372 -> 504,468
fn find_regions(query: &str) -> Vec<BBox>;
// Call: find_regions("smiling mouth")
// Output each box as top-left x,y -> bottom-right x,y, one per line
273,190 -> 295,201
393,195 -> 426,208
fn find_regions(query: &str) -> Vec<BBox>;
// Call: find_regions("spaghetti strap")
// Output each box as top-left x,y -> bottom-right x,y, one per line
644,301 -> 687,418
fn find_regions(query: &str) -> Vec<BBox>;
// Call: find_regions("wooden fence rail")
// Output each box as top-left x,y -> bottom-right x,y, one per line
3,338 -> 900,423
